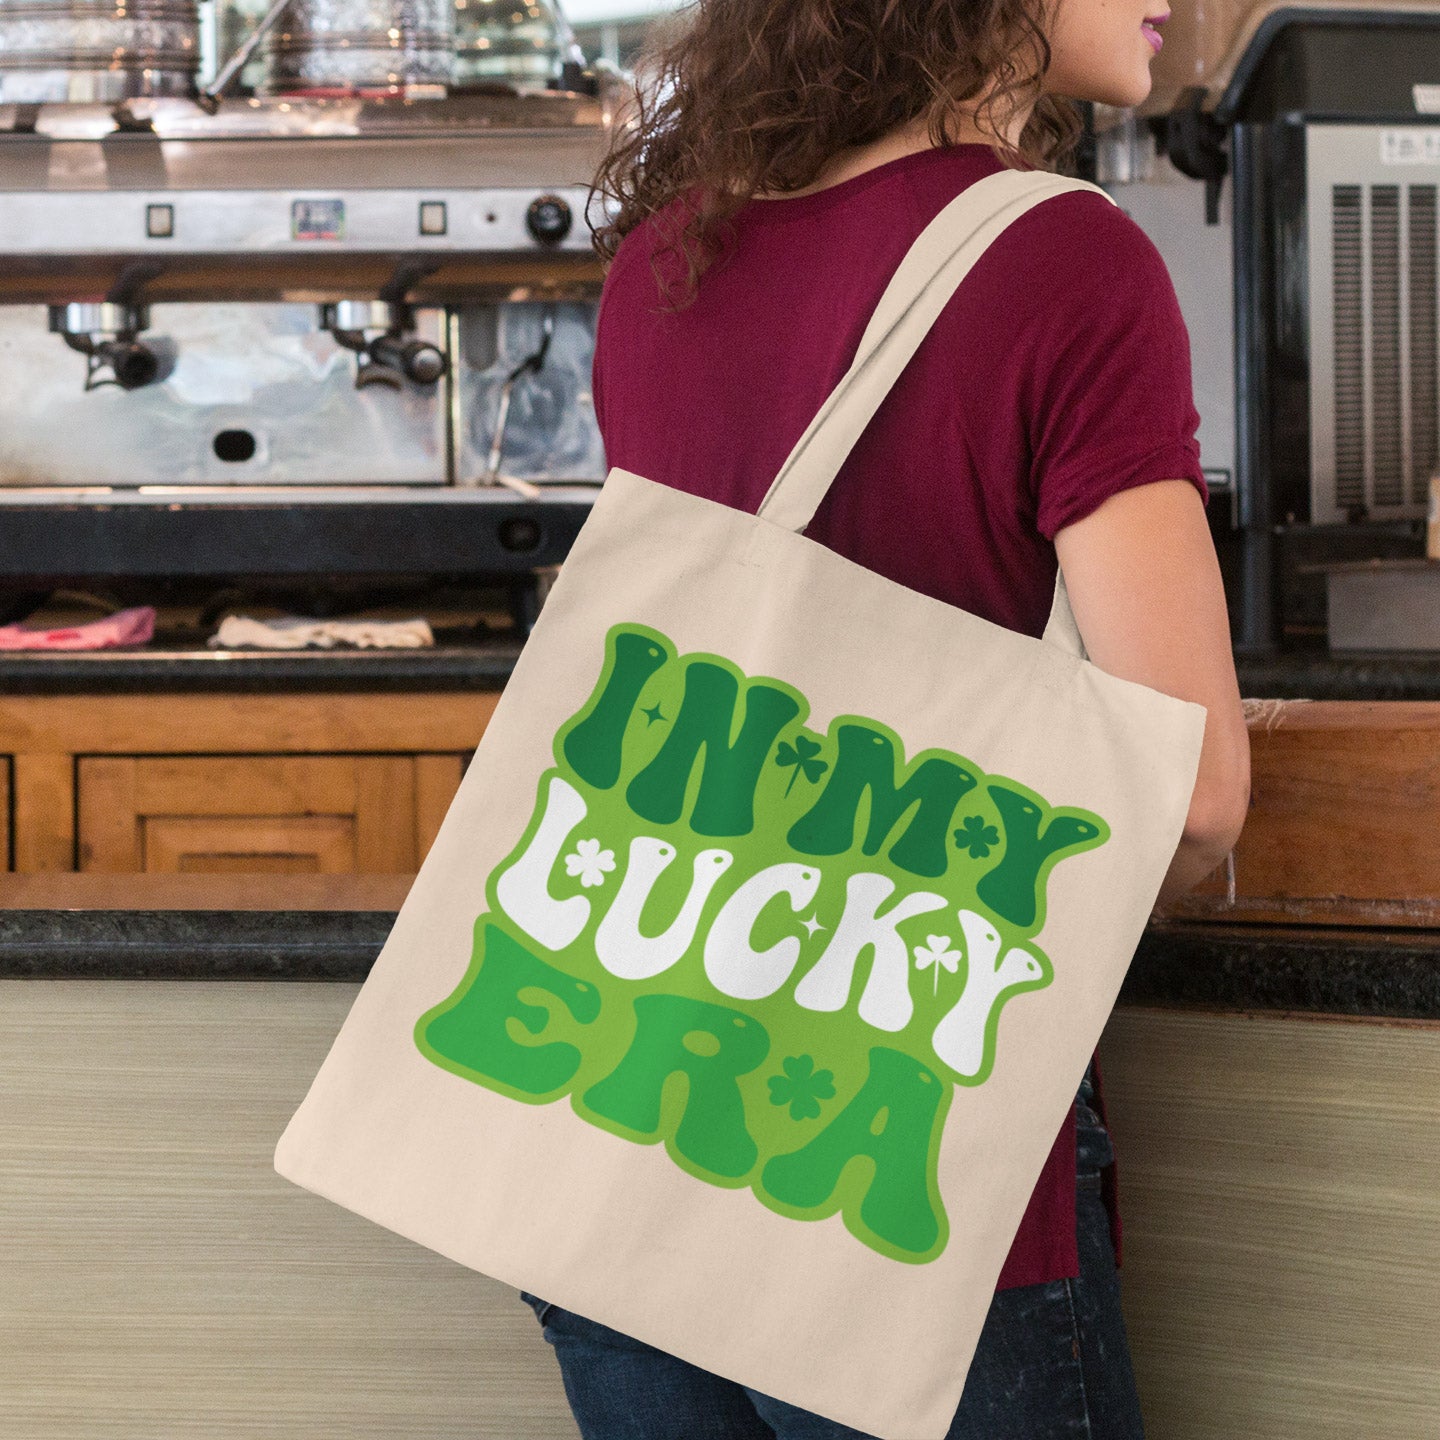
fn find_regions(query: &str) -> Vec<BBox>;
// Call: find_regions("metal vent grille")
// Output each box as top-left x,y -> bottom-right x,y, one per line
1370,186 -> 1403,507
1332,184 -> 1365,510
1321,178 -> 1438,520
1410,186 -> 1438,508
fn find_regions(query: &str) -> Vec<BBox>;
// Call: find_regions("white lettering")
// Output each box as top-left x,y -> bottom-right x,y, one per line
494,775 -> 591,951
931,909 -> 1045,1078
703,862 -> 822,1001
594,837 -> 733,981
793,872 -> 946,1032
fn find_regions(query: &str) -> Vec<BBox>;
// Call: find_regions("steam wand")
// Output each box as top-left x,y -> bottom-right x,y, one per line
482,305 -> 555,499
196,0 -> 295,112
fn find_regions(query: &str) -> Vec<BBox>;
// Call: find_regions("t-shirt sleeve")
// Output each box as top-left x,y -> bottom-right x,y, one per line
591,266 -> 613,443
590,226 -> 644,449
1024,194 -> 1208,541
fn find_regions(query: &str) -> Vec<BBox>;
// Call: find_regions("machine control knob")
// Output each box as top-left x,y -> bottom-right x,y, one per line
107,341 -> 160,391
368,334 -> 448,387
401,340 -> 447,386
526,194 -> 572,246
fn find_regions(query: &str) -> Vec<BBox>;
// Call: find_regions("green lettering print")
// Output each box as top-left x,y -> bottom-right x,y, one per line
415,623 -> 1110,1266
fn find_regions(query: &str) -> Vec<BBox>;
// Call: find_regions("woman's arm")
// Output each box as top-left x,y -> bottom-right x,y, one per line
1053,479 -> 1251,905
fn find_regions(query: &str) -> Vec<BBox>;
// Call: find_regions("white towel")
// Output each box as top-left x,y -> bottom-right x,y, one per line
207,615 -> 435,650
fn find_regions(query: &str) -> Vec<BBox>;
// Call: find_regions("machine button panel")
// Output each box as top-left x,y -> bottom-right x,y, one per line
292,199 -> 345,241
2,187 -> 598,254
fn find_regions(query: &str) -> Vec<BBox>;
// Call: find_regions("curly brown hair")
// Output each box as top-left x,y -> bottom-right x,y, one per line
589,0 -> 1085,313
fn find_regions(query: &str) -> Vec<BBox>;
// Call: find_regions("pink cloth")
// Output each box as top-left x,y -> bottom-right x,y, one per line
0,604 -> 156,650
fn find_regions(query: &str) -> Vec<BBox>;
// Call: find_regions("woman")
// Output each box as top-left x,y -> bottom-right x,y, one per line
519,0 -> 1251,1434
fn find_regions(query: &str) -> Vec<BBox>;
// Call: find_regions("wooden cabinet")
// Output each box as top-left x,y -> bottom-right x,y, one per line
1164,700 -> 1440,927
77,754 -> 464,874
0,691 -> 496,880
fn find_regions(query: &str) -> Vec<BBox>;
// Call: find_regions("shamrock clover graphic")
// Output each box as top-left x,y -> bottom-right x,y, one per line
564,837 -> 616,889
767,1054 -> 836,1121
913,933 -> 962,996
775,734 -> 828,797
954,814 -> 1001,859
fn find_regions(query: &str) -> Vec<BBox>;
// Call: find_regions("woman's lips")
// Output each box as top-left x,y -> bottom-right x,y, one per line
1142,17 -> 1166,52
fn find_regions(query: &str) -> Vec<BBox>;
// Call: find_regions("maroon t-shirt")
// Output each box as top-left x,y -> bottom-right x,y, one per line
590,141 -> 1207,1289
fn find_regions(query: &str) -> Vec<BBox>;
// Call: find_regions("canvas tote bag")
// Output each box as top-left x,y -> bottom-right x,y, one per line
275,166 -> 1206,1440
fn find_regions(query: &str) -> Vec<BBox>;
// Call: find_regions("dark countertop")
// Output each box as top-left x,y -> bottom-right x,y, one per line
1234,650 -> 1440,700
1119,922 -> 1440,1017
0,639 -> 525,692
3,642 -> 1440,697
0,908 -> 394,980
2,909 -> 1435,1018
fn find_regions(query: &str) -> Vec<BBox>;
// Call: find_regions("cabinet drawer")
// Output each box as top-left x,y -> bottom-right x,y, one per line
78,754 -> 466,875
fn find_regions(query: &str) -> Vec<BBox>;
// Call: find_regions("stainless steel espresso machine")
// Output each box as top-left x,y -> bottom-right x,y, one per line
0,0 -> 626,627
1111,0 -> 1440,651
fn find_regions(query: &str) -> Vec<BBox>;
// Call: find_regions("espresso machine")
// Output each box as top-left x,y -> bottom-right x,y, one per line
1101,0 -> 1440,651
0,0 -> 626,628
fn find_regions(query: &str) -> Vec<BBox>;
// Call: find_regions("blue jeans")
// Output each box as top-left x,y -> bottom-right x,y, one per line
520,1062 -> 1144,1439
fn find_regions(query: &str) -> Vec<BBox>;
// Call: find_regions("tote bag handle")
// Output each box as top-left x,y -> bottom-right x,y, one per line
754,167 -> 1118,659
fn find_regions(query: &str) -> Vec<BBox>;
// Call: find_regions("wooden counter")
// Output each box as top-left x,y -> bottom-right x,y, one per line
4,666 -> 1440,1438
1165,699 -> 1440,928
1,978 -> 580,1440
0,656 -> 579,1437
1099,1005 -> 1440,1439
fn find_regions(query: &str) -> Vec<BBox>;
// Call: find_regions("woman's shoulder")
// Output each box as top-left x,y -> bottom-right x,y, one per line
594,163 -> 1183,339
992,181 -> 1180,308
883,151 -> 1179,314
594,187 -> 708,308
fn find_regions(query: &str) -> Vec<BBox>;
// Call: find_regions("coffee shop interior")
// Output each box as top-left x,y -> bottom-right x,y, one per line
2,0 -> 1438,1435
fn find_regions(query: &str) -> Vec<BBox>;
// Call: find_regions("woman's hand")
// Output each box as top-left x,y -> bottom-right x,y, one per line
1054,479 -> 1250,905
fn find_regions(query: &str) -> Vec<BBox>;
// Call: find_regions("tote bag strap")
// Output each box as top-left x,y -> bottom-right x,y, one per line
754,167 -> 1118,659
